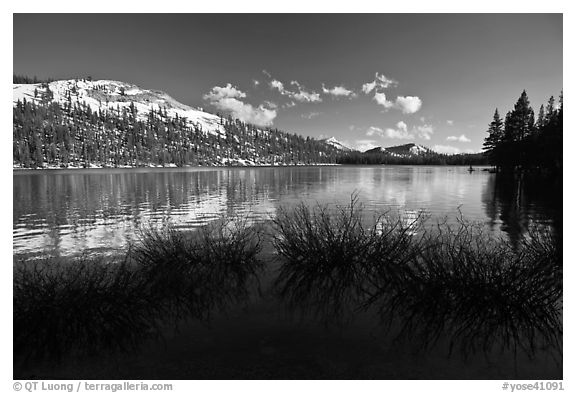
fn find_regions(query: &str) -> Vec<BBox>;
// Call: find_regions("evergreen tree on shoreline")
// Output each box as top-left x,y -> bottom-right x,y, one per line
12,97 -> 342,168
483,90 -> 562,172
483,108 -> 504,169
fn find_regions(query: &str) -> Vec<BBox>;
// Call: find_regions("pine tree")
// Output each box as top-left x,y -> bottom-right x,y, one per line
536,104 -> 546,130
545,96 -> 556,126
483,108 -> 504,154
507,90 -> 535,142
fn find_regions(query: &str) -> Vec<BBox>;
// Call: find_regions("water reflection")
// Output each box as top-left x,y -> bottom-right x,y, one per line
13,167 -> 561,256
272,202 -> 562,364
14,220 -> 264,363
374,230 -> 563,362
481,172 -> 562,248
13,169 -> 292,256
13,167 -> 563,379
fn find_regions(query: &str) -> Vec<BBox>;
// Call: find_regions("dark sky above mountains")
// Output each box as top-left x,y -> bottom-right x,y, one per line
14,14 -> 562,152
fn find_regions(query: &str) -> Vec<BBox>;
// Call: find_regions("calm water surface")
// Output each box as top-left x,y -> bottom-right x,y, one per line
13,165 -> 562,379
13,166 -> 560,257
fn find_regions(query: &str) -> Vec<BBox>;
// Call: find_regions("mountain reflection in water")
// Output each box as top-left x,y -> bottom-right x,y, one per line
13,167 -> 562,379
13,167 -> 561,257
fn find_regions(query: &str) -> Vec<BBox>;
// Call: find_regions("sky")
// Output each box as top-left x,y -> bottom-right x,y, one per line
13,14 -> 562,153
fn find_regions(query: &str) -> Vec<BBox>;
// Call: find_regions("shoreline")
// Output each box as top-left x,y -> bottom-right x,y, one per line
13,163 -> 496,172
12,162 -> 342,171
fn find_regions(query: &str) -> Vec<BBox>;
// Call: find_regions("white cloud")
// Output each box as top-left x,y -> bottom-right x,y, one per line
204,84 -> 277,127
264,101 -> 278,109
267,77 -> 321,103
362,72 -> 398,94
262,70 -> 272,78
375,73 -> 397,88
395,96 -> 422,114
373,92 -> 395,109
447,120 -> 454,126
253,79 -> 260,86
211,99 -> 276,127
385,121 -> 413,139
290,80 -> 322,102
415,124 -> 434,140
446,134 -> 471,143
301,111 -> 321,119
372,93 -> 422,114
362,81 -> 377,94
270,79 -> 285,93
203,83 -> 246,101
366,126 -> 385,137
292,89 -> 322,103
366,121 -> 432,140
322,84 -> 356,98
385,129 -> 412,139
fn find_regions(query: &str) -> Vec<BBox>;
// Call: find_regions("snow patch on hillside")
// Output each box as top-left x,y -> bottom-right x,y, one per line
409,144 -> 429,155
324,137 -> 353,151
13,79 -> 227,138
364,143 -> 432,156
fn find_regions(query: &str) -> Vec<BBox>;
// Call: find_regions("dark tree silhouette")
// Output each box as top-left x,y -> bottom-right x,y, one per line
483,90 -> 562,173
483,109 -> 505,169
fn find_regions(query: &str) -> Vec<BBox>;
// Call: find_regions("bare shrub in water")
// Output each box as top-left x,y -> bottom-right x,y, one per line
272,197 -> 561,359
13,218 -> 264,363
13,255 -> 158,362
272,195 -> 425,322
131,218 -> 264,320
376,218 -> 562,359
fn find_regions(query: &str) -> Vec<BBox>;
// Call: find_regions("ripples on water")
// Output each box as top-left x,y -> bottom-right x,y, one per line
13,166 -> 560,257
12,166 -> 562,379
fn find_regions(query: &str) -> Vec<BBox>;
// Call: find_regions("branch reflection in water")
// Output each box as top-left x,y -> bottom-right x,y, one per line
13,217 -> 264,364
272,197 -> 562,362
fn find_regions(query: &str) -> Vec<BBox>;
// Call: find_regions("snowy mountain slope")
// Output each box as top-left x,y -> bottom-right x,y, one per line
13,78 -> 346,168
13,79 -> 353,153
323,137 -> 354,151
364,147 -> 386,154
408,144 -> 430,155
365,143 -> 433,156
13,79 -> 226,138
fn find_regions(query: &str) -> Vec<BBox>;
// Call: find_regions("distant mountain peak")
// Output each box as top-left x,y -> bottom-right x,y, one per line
365,143 -> 433,156
323,137 -> 354,151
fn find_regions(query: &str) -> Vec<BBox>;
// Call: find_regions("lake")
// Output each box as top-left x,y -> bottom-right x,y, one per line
12,166 -> 561,257
13,166 -> 562,379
